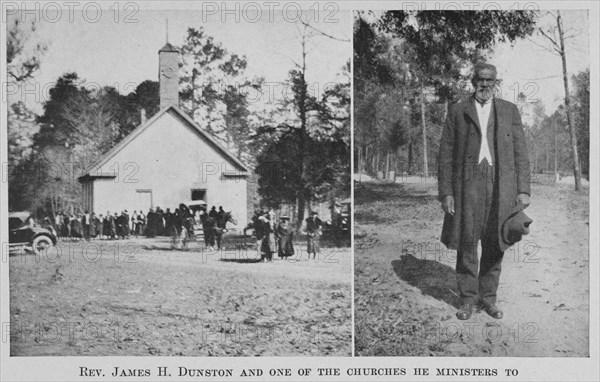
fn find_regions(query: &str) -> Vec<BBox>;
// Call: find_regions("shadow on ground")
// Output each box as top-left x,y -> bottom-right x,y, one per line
391,254 -> 460,308
219,258 -> 263,263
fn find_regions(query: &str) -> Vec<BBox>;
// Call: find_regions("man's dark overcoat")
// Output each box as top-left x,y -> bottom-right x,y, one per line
438,97 -> 530,252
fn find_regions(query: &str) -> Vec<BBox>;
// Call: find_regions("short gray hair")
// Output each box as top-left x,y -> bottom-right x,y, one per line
473,63 -> 498,79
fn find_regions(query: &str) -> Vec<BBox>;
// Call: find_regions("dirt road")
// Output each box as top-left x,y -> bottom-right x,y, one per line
354,179 -> 589,357
10,237 -> 351,356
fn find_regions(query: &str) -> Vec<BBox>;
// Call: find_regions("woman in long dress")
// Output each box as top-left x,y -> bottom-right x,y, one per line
276,216 -> 294,258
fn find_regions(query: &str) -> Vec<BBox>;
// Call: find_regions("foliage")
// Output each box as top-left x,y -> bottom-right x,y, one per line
256,130 -> 349,209
7,18 -> 47,83
179,27 -> 261,158
379,11 -> 538,99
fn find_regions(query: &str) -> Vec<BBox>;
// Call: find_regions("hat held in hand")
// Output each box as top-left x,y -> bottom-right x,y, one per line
501,207 -> 533,246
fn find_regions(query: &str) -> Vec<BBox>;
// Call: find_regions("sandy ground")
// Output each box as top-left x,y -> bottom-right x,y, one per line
354,179 -> 589,357
10,236 -> 352,356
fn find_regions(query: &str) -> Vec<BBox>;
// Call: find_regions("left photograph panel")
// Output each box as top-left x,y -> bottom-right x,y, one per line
6,4 -> 351,356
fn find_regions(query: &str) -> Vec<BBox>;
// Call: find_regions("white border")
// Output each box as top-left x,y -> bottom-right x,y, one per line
1,1 -> 598,381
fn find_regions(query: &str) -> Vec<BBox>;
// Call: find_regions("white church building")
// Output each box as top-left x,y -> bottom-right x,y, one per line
78,43 -> 249,229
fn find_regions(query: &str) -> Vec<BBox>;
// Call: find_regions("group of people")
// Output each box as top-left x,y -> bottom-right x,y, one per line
172,205 -> 234,250
50,204 -> 233,243
53,210 -> 132,240
246,209 -> 324,262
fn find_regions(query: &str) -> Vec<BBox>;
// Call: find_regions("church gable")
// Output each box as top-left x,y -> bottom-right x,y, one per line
81,106 -> 248,179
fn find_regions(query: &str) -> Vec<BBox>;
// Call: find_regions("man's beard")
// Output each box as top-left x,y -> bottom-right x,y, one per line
475,86 -> 494,102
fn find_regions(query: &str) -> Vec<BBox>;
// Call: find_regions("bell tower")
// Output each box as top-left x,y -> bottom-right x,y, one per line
158,28 -> 179,110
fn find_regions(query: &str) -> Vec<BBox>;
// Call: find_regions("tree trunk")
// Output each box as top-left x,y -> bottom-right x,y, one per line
408,141 -> 414,175
296,28 -> 309,232
420,85 -> 429,177
296,197 -> 306,233
554,119 -> 558,176
358,146 -> 363,182
385,150 -> 390,179
557,10 -> 581,190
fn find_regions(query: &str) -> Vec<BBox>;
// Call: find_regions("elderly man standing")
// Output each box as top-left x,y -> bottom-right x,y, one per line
437,63 -> 531,320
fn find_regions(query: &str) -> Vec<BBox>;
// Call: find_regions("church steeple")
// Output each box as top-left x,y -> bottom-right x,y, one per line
158,21 -> 179,109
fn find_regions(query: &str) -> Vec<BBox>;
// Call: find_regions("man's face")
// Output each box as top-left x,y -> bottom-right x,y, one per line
473,68 -> 497,102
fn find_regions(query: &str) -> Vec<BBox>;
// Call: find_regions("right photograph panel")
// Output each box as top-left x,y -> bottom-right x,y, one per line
353,10 -> 590,357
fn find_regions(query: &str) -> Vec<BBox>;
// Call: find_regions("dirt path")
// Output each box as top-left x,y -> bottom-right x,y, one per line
354,180 -> 589,357
10,238 -> 352,356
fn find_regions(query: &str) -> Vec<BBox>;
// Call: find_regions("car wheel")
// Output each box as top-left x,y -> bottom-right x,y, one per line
32,236 -> 53,255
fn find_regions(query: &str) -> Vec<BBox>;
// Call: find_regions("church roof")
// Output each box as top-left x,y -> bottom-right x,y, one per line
158,42 -> 179,52
79,105 -> 249,182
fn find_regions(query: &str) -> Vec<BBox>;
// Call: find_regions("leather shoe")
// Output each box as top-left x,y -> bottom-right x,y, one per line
456,303 -> 474,320
481,302 -> 503,319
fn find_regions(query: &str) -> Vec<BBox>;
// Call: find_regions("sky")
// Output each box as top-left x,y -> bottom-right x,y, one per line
9,5 -> 351,114
9,6 -> 590,120
491,10 -> 590,116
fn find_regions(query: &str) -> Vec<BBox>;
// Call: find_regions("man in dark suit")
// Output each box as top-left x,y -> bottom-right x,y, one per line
437,63 -> 531,320
305,211 -> 323,260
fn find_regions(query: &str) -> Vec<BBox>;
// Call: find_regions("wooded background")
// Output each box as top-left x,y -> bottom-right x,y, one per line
354,10 -> 589,190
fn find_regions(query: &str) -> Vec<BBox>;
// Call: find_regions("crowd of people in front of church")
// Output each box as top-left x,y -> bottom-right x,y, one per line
50,205 -> 232,242
41,201 -> 344,261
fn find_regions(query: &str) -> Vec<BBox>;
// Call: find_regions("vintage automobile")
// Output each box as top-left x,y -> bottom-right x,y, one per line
9,211 -> 58,255
323,198 -> 352,245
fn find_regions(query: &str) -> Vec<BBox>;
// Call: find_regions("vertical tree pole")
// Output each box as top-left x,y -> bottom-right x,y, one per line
554,117 -> 558,179
539,10 -> 581,190
556,11 -> 581,190
420,85 -> 429,178
296,27 -> 309,231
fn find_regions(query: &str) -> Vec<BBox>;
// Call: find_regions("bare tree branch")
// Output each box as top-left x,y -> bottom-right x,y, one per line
297,19 -> 350,42
527,36 -> 559,55
538,27 -> 563,55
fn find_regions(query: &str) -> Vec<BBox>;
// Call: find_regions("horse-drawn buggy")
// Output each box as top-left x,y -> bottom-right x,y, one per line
170,201 -> 249,252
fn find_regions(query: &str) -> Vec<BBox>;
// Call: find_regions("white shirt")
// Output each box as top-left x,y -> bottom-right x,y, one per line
475,99 -> 493,165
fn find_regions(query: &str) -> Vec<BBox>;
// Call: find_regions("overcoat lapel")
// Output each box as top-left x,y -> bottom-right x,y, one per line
494,100 -> 512,137
463,99 -> 481,135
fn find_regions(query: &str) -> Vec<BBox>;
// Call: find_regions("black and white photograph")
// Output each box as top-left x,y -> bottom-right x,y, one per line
1,1 -> 599,381
353,9 -> 592,357
4,3 -> 351,358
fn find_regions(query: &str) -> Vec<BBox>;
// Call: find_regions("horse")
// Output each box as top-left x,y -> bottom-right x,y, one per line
170,207 -> 194,250
209,211 -> 237,250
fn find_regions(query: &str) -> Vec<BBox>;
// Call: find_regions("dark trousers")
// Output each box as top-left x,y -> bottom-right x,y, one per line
456,159 -> 504,305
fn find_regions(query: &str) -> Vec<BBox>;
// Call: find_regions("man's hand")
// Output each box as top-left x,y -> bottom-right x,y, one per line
517,193 -> 530,209
441,195 -> 455,215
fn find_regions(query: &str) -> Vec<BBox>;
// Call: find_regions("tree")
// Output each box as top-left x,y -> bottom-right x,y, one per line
179,27 -> 259,158
7,18 -> 47,83
378,11 -> 538,176
537,10 -> 582,190
255,20 -> 350,229
119,80 -> 160,137
7,102 -> 39,211
353,15 -> 398,178
571,69 -> 589,179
